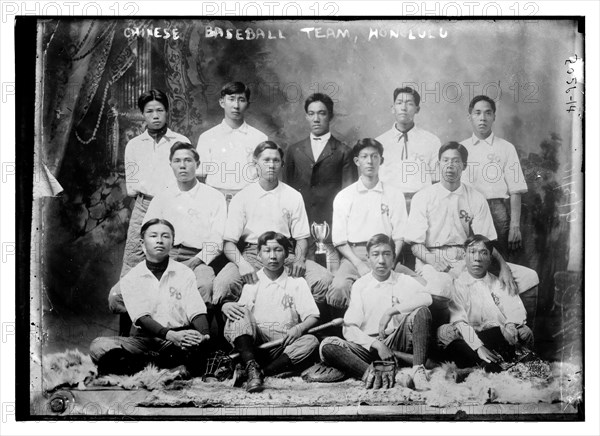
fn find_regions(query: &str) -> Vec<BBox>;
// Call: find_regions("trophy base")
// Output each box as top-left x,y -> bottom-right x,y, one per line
314,252 -> 327,269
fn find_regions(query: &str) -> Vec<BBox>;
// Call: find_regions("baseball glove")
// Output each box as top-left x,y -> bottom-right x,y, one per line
301,362 -> 347,383
363,360 -> 396,389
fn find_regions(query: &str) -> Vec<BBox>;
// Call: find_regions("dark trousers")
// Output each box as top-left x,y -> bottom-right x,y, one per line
443,326 -> 514,368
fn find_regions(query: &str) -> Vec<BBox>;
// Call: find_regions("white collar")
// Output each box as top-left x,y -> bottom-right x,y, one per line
471,132 -> 495,146
258,268 -> 289,287
356,177 -> 383,193
220,119 -> 249,134
311,132 -> 331,143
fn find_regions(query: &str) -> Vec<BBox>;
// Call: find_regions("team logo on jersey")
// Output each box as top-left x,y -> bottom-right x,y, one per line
459,209 -> 473,224
381,203 -> 390,216
487,153 -> 501,164
281,293 -> 295,310
169,287 -> 182,300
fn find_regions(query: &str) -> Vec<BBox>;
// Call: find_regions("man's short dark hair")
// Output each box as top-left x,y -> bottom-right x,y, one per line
464,234 -> 494,254
138,89 -> 170,113
220,81 -> 251,101
257,231 -> 292,257
140,218 -> 175,240
352,138 -> 384,158
393,86 -> 421,106
438,141 -> 469,165
169,142 -> 200,162
468,95 -> 496,114
304,93 -> 334,118
366,233 -> 396,256
253,140 -> 284,160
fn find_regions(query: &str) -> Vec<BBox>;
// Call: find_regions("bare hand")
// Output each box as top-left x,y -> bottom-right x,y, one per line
282,325 -> 302,347
357,261 -> 371,277
508,224 -> 522,251
502,323 -> 519,346
476,346 -> 503,364
518,325 -> 534,345
239,259 -> 258,285
289,258 -> 306,278
378,308 -> 396,340
222,302 -> 246,322
166,329 -> 207,349
372,340 -> 395,361
498,264 -> 518,296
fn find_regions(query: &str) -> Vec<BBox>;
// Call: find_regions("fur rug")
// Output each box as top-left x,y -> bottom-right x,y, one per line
42,349 -> 98,392
40,350 -> 582,409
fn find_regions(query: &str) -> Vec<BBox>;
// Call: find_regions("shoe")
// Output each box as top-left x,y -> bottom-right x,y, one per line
245,360 -> 264,393
411,365 -> 430,391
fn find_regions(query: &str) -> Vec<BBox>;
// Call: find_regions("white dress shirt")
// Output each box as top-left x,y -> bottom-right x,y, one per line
405,182 -> 497,247
460,132 -> 528,199
376,124 -> 441,194
238,269 -> 320,341
124,128 -> 191,197
332,178 -> 407,246
343,271 -> 428,350
196,120 -> 268,191
143,182 -> 227,265
122,259 -> 207,327
310,132 -> 331,161
224,181 -> 310,245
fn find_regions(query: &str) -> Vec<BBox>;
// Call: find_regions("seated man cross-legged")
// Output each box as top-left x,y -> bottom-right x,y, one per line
222,232 -> 320,393
320,234 -> 433,391
437,234 -> 534,372
90,219 -> 211,376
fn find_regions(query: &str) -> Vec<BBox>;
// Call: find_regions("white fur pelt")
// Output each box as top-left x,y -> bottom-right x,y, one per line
42,349 -> 98,392
94,364 -> 189,390
422,361 -> 583,408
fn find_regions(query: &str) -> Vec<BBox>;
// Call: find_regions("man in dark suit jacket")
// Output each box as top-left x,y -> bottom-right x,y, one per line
284,93 -> 357,272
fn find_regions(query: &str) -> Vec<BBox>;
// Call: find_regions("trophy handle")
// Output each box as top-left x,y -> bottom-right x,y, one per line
323,221 -> 330,239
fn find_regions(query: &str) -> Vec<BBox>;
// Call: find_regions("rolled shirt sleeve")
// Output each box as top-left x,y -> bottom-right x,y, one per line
504,144 -> 528,195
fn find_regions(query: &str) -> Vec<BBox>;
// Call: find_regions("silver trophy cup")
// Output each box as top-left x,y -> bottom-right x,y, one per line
311,221 -> 330,255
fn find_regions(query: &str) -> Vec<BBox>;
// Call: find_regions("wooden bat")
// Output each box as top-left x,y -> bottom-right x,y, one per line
228,317 -> 343,361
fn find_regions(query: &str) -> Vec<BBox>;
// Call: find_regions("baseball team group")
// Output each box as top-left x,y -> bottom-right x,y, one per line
88,81 -> 539,392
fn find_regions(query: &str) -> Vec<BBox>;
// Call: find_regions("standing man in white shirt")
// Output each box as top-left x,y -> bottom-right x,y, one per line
376,86 -> 441,211
212,141 -> 333,310
196,82 -> 268,202
460,95 -> 528,258
327,138 -> 422,315
109,142 -> 227,316
122,89 -> 190,277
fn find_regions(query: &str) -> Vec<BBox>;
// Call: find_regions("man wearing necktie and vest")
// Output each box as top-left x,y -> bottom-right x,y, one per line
376,87 -> 441,212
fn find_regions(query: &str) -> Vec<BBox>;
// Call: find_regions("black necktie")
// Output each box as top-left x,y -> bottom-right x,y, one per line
398,132 -> 408,160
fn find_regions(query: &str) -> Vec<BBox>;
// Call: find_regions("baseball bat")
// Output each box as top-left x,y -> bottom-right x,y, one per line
227,317 -> 343,361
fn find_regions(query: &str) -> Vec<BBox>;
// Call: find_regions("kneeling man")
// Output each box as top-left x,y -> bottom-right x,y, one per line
320,234 -> 433,390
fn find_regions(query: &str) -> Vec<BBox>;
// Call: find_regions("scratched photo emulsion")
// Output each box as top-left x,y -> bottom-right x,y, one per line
18,17 -> 583,420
